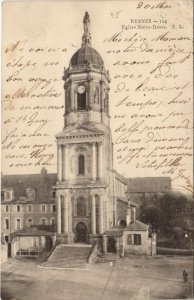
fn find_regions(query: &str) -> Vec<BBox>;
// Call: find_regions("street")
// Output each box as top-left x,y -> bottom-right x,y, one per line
1,255 -> 193,300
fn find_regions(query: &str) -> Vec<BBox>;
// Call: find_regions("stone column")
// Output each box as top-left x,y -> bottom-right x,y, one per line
64,146 -> 69,181
92,143 -> 97,181
57,144 -> 62,181
70,81 -> 74,112
121,235 -> 125,257
99,196 -> 104,234
98,142 -> 103,179
116,238 -> 120,254
88,75 -> 93,109
57,195 -> 61,234
91,195 -> 96,234
102,235 -> 107,255
100,80 -> 105,111
68,197 -> 72,233
103,200 -> 108,231
113,197 -> 117,226
63,196 -> 69,233
74,83 -> 77,112
151,233 -> 157,255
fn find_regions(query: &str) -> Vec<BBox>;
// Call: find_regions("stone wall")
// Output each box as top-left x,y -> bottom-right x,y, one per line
123,230 -> 151,255
1,244 -> 8,263
116,199 -> 128,225
11,235 -> 56,257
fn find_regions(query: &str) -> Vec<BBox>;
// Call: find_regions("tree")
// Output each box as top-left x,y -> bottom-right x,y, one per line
140,191 -> 193,234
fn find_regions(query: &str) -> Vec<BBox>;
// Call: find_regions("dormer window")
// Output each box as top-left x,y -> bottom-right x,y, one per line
26,187 -> 35,201
3,189 -> 14,202
77,85 -> 86,110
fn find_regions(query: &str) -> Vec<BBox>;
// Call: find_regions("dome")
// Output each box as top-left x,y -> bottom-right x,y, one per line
70,46 -> 103,68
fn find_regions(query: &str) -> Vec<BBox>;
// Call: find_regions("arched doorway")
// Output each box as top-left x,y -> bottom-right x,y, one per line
76,222 -> 87,243
119,220 -> 127,228
45,236 -> 53,251
107,237 -> 117,253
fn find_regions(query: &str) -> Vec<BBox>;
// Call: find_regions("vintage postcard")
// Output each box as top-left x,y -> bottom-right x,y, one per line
1,1 -> 193,299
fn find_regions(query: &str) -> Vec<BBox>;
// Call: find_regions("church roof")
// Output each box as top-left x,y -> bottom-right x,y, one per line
70,46 -> 103,68
113,170 -> 128,185
127,177 -> 171,193
70,12 -> 104,69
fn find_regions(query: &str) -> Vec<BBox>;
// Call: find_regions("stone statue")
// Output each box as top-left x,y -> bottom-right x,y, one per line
83,12 -> 90,33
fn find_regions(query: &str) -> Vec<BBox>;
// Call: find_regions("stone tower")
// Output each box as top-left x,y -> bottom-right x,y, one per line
55,12 -> 113,244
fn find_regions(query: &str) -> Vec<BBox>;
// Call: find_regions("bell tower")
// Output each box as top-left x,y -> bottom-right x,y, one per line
55,12 -> 114,244
62,11 -> 111,127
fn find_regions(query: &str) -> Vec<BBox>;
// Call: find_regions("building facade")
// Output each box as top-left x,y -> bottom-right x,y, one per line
1,13 -> 171,257
54,12 -> 117,244
1,169 -> 57,244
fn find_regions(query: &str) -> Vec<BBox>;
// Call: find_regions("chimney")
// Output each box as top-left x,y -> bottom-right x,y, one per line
132,206 -> 136,222
126,207 -> 132,225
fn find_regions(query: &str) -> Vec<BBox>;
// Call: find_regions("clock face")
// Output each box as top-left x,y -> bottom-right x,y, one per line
77,85 -> 86,94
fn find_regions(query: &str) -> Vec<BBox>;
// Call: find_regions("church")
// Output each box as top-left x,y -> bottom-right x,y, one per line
1,13 -> 170,260
54,11 -> 128,245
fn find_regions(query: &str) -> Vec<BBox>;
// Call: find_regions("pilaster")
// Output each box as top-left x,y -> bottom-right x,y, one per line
98,142 -> 103,179
64,146 -> 69,181
99,196 -> 104,234
91,195 -> 96,234
92,142 -> 97,181
57,195 -> 61,234
57,145 -> 62,181
63,196 -> 69,233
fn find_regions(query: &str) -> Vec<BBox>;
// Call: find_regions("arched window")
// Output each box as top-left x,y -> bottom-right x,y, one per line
77,198 -> 86,217
94,87 -> 99,103
77,87 -> 86,111
78,155 -> 85,175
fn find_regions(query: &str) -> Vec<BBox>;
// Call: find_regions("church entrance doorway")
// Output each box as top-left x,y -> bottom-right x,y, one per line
45,236 -> 53,251
76,222 -> 87,243
107,237 -> 117,253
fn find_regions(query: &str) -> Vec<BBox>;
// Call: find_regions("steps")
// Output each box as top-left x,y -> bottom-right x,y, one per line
42,244 -> 92,269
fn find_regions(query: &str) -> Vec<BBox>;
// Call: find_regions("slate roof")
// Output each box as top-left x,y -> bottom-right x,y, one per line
114,170 -> 128,185
124,220 -> 149,231
1,168 -> 57,203
103,221 -> 149,236
127,177 -> 171,193
103,226 -> 123,237
70,46 -> 103,68
13,225 -> 55,236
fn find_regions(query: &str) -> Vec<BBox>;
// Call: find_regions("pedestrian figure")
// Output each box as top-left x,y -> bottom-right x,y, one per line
183,270 -> 188,282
